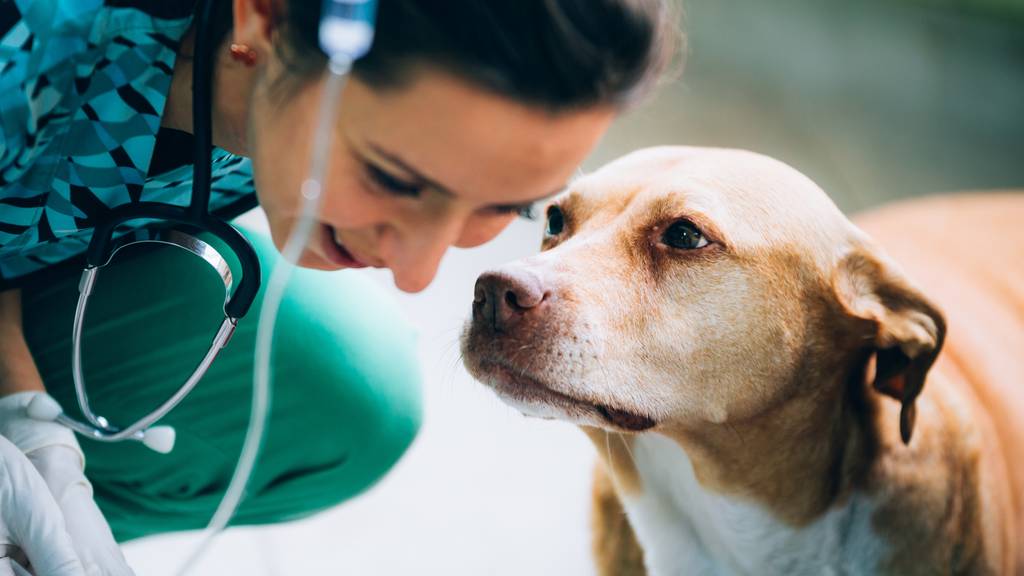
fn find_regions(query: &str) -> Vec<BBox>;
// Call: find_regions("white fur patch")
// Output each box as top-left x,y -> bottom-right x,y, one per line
619,434 -> 889,576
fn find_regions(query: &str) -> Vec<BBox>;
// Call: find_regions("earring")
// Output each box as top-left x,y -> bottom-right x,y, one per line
229,43 -> 258,66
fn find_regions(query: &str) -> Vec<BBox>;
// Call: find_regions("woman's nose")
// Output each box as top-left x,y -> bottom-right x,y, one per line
378,215 -> 465,293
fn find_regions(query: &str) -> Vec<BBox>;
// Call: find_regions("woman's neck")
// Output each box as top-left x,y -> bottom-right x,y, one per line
161,25 -> 256,156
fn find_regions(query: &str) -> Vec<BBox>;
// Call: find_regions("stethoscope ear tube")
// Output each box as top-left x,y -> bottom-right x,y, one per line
69,230 -> 242,453
189,0 -> 216,221
200,217 -> 261,319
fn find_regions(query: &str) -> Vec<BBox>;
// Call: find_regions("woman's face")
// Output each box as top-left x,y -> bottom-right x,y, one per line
247,67 -> 615,293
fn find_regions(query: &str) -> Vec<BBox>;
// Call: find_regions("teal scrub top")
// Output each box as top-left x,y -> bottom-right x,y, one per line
0,0 -> 257,287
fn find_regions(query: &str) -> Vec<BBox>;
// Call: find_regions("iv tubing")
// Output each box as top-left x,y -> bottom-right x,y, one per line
174,56 -> 352,575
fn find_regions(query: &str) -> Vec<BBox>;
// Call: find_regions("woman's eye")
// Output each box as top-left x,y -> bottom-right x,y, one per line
482,203 -> 537,220
545,206 -> 565,236
366,163 -> 423,197
513,204 -> 538,220
662,220 -> 708,250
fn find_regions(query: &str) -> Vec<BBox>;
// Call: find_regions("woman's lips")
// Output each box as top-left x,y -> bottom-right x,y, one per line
321,224 -> 368,268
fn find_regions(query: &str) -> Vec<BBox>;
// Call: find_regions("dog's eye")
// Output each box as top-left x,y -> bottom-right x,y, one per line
662,220 -> 708,250
545,206 -> 565,236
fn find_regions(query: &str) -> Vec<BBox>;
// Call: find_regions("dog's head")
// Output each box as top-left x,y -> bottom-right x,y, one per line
461,147 -> 944,442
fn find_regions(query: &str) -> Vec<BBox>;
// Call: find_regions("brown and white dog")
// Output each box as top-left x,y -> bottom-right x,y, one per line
461,147 -> 1024,575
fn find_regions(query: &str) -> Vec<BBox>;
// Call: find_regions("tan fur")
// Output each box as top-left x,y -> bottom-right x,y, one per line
581,427 -> 647,575
855,193 -> 1024,574
461,147 -> 1023,575
581,427 -> 644,495
591,460 -> 648,576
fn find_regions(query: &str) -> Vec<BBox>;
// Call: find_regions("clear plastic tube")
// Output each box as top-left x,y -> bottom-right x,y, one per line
174,57 -> 352,575
174,1 -> 374,569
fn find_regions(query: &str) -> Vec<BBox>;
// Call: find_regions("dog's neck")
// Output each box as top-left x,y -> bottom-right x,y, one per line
592,367 -> 887,574
620,430 -> 886,575
666,380 -> 873,525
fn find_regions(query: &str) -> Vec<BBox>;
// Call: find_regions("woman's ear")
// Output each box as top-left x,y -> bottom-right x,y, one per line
832,245 -> 946,445
231,0 -> 282,54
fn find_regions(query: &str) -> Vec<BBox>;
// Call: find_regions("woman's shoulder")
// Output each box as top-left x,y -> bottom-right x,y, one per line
0,0 -> 198,284
5,0 -> 196,27
0,0 -> 195,177
1,1 -> 194,52
103,1 -> 197,21
0,0 -> 195,86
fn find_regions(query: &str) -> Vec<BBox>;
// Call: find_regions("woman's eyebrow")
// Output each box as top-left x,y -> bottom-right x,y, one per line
367,142 -> 451,194
368,142 -> 570,203
490,187 -> 567,210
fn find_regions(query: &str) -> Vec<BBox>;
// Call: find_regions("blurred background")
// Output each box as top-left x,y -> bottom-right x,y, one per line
124,0 -> 1023,574
591,0 -> 1024,212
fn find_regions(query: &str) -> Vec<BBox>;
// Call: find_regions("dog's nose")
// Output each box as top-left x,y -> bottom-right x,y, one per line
473,268 -> 549,331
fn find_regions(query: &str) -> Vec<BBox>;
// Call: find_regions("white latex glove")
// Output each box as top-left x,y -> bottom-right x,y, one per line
0,393 -> 134,576
0,434 -> 83,576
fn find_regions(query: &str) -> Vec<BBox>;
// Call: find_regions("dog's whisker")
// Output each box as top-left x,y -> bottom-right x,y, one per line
507,341 -> 537,362
445,351 -> 471,393
727,423 -> 744,446
438,341 -> 467,391
440,338 -> 462,363
603,430 -> 627,492
618,433 -> 638,469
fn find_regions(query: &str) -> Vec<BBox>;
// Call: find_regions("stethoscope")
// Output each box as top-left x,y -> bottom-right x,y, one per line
28,0 -> 376,455
25,0 -> 277,454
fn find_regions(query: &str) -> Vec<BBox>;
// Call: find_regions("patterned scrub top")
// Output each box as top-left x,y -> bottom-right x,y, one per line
0,0 -> 257,288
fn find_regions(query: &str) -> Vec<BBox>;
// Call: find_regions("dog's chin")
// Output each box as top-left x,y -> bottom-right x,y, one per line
468,359 -> 657,432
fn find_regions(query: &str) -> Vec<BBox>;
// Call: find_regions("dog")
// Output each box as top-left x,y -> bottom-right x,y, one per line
461,146 -> 1024,575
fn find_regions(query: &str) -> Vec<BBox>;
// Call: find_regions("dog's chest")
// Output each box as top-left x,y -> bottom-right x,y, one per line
619,434 -> 889,576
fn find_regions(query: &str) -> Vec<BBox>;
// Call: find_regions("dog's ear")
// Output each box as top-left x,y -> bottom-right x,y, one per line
832,245 -> 946,445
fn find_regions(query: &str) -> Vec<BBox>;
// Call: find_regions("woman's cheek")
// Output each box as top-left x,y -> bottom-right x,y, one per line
454,214 -> 518,248
321,178 -> 387,227
249,143 -> 306,222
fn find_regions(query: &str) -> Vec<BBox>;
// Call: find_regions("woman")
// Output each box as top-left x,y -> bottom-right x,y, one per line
0,0 -> 676,573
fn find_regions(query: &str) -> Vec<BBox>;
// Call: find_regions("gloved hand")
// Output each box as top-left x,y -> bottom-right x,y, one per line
0,433 -> 83,576
0,392 -> 134,576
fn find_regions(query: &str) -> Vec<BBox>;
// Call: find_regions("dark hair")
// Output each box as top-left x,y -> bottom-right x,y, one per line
274,0 -> 679,110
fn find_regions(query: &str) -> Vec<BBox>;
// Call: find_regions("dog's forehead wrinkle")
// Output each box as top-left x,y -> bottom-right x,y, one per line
562,181 -> 645,228
635,148 -> 854,259
573,154 -> 856,277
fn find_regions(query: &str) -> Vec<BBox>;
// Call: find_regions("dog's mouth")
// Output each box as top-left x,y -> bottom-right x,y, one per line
473,359 -> 656,432
592,404 -> 658,431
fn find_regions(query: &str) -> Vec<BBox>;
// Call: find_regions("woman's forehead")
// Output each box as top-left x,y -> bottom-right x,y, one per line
343,71 -> 616,203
